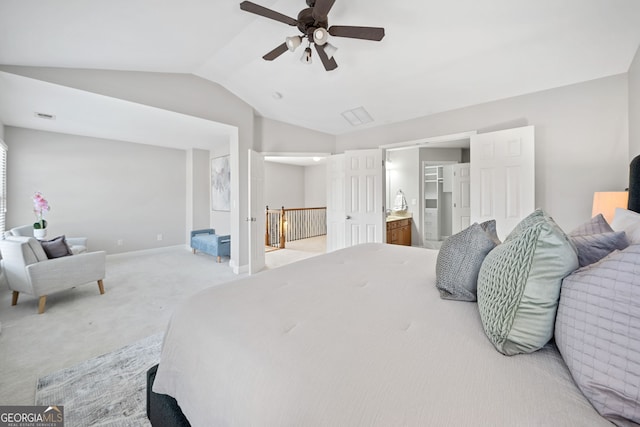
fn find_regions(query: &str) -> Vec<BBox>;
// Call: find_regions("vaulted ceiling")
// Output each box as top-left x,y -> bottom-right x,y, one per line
1,0 -> 640,137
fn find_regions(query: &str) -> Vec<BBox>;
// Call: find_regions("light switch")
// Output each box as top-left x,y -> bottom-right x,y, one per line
411,198 -> 417,205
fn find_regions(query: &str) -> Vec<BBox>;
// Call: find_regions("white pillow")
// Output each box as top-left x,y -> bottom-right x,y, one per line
611,208 -> 640,244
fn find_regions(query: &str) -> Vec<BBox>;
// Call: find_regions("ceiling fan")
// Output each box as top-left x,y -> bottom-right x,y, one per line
239,0 -> 385,71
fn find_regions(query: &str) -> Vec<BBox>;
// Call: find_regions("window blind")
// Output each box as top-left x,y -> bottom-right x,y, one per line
0,139 -> 7,235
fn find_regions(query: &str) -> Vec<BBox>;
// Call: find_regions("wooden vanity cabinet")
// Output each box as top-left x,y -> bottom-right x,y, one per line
386,218 -> 412,246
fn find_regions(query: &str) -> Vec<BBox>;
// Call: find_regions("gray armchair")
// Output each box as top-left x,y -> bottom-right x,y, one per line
0,236 -> 106,314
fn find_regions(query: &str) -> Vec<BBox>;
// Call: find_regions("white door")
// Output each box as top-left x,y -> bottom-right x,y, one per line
345,149 -> 385,246
326,154 -> 346,252
248,149 -> 265,274
452,163 -> 471,234
470,126 -> 535,240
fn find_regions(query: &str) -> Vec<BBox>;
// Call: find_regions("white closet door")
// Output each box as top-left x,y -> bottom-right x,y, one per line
470,126 -> 535,240
452,163 -> 471,234
344,149 -> 384,246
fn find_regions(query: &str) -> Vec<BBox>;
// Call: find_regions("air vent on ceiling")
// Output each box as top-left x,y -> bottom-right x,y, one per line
34,112 -> 56,120
341,106 -> 373,127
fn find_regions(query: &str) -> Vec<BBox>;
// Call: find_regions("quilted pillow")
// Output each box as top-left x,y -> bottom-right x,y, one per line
569,213 -> 613,236
477,209 -> 578,355
555,245 -> 640,425
435,220 -> 500,301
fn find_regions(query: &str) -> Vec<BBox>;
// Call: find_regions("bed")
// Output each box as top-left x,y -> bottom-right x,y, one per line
150,158 -> 640,426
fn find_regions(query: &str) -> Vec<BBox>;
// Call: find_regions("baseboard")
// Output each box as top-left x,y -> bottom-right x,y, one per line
106,245 -> 188,260
229,259 -> 248,275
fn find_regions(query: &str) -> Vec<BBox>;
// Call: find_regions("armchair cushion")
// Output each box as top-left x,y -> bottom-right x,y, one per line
40,235 -> 73,259
26,238 -> 49,263
6,224 -> 34,238
66,237 -> 88,254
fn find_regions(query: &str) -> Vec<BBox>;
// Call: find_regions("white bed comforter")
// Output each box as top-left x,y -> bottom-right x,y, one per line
153,243 -> 608,426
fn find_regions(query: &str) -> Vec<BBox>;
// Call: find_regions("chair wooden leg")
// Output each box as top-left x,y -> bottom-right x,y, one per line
192,248 -> 196,254
11,291 -> 19,306
97,279 -> 105,295
217,256 -> 221,263
38,296 -> 47,314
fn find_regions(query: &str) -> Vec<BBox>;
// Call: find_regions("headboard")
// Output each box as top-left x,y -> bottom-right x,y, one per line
629,155 -> 640,213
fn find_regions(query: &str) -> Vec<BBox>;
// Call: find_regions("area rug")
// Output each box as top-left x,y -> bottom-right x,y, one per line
35,333 -> 163,427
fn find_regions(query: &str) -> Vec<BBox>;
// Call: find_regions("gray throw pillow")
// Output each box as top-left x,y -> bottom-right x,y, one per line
477,209 -> 578,355
40,235 -> 73,259
435,220 -> 500,302
569,213 -> 613,236
555,245 -> 640,425
568,214 -> 629,267
570,232 -> 629,267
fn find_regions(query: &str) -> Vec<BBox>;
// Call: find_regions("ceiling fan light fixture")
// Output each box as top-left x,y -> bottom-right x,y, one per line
301,47 -> 312,64
323,42 -> 338,59
286,35 -> 302,52
313,27 -> 329,45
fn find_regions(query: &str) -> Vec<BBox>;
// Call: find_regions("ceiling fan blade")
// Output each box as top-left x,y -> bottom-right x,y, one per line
314,43 -> 338,71
328,25 -> 385,41
312,0 -> 336,21
263,42 -> 289,61
240,1 -> 298,26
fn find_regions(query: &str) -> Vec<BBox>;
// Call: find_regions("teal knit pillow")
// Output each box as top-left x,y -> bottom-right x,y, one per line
477,209 -> 578,355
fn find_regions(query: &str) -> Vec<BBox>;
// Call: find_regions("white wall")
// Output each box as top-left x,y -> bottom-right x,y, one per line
0,66 -> 254,270
264,162 -> 305,209
338,75 -> 629,232
264,161 -> 326,210
5,127 -> 186,254
186,148 -> 212,237
255,117 -> 334,154
304,164 -> 326,207
630,45 -> 640,160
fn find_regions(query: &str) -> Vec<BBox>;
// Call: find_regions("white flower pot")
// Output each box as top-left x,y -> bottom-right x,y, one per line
33,228 -> 47,239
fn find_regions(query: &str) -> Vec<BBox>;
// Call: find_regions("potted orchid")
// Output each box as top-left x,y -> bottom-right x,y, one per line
33,192 -> 50,238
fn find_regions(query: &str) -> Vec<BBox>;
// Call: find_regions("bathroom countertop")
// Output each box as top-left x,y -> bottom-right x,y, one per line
386,213 -> 412,222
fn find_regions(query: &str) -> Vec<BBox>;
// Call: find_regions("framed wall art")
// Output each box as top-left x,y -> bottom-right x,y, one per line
211,155 -> 231,211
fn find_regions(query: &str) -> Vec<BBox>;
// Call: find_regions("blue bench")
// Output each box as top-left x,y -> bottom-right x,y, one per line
190,229 -> 230,263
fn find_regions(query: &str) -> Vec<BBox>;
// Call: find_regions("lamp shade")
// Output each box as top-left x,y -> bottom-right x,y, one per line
323,42 -> 338,59
300,47 -> 312,64
313,27 -> 329,45
592,191 -> 629,223
286,36 -> 302,52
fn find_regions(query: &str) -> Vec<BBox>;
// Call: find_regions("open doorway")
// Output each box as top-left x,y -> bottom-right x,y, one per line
385,142 -> 470,248
258,154 -> 330,270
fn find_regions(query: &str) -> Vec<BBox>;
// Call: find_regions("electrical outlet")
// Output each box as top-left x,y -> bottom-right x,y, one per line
117,239 -> 123,246
157,234 -> 163,241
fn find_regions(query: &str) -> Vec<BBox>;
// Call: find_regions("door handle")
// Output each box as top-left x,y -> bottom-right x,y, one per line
346,215 -> 352,220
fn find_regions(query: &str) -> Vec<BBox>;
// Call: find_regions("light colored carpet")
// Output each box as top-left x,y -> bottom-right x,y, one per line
35,333 -> 162,427
0,238 -> 325,406
263,235 -> 326,269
